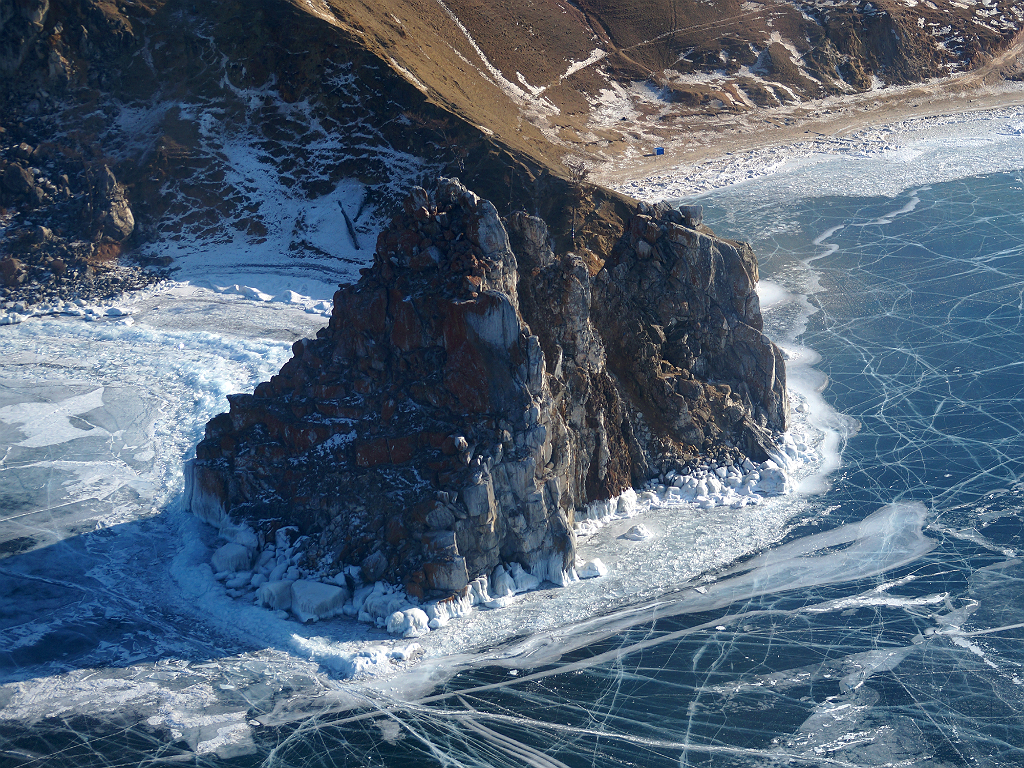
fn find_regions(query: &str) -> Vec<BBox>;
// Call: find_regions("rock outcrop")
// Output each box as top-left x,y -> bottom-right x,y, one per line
0,145 -> 151,305
185,179 -> 787,598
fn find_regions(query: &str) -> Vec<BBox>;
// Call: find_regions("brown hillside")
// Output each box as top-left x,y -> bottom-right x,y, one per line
2,0 -> 1022,290
312,0 -> 1024,170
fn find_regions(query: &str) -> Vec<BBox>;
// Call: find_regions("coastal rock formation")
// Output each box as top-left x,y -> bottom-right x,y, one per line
186,179 -> 787,597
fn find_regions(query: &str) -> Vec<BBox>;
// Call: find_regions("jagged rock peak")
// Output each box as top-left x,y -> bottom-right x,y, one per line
185,178 -> 788,599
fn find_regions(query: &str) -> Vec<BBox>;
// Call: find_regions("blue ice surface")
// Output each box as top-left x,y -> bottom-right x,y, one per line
3,158 -> 1024,764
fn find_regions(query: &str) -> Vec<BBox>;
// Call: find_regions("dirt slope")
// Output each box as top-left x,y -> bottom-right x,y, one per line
317,0 -> 1024,168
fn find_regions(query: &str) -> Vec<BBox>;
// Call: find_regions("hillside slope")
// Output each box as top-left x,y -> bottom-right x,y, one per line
322,0 -> 1024,166
1,0 -> 1021,296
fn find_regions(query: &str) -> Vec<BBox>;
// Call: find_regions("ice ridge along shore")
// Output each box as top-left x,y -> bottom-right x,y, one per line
184,178 -> 789,634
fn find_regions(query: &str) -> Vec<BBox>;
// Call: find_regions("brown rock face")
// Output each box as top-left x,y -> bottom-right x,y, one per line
185,179 -> 787,595
0,257 -> 27,286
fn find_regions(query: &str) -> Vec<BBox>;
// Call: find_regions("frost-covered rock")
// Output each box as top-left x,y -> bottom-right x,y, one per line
468,575 -> 490,605
578,559 -> 609,578
224,571 -> 252,589
267,561 -> 289,582
757,462 -> 789,494
425,590 -> 473,629
256,580 -> 293,611
290,580 -> 349,623
616,489 -> 638,516
623,524 -> 652,541
386,608 -> 430,637
211,543 -> 251,573
490,565 -> 516,598
362,583 -> 409,620
509,562 -> 540,594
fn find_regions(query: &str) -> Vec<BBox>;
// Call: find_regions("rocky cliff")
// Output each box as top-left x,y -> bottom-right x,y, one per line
185,179 -> 787,599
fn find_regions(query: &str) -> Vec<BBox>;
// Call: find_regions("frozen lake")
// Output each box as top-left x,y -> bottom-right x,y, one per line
3,117 -> 1024,765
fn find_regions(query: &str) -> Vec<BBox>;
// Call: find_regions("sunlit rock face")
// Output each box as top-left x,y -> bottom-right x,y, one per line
186,179 -> 787,597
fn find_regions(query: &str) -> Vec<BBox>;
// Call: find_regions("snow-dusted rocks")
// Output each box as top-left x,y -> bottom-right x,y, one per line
256,580 -> 293,612
489,563 -> 517,597
386,608 -> 430,637
754,461 -> 788,495
202,399 -> 805,638
508,562 -> 540,594
223,529 -> 593,636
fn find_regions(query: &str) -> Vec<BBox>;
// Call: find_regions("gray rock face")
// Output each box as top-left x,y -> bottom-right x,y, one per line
93,165 -> 134,242
186,180 -> 788,598
506,198 -> 787,513
0,0 -> 50,74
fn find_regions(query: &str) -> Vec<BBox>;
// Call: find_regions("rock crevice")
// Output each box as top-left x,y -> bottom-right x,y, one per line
186,179 -> 788,597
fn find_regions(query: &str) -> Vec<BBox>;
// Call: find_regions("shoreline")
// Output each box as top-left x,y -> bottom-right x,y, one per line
593,70 -> 1024,199
608,96 -> 1024,204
